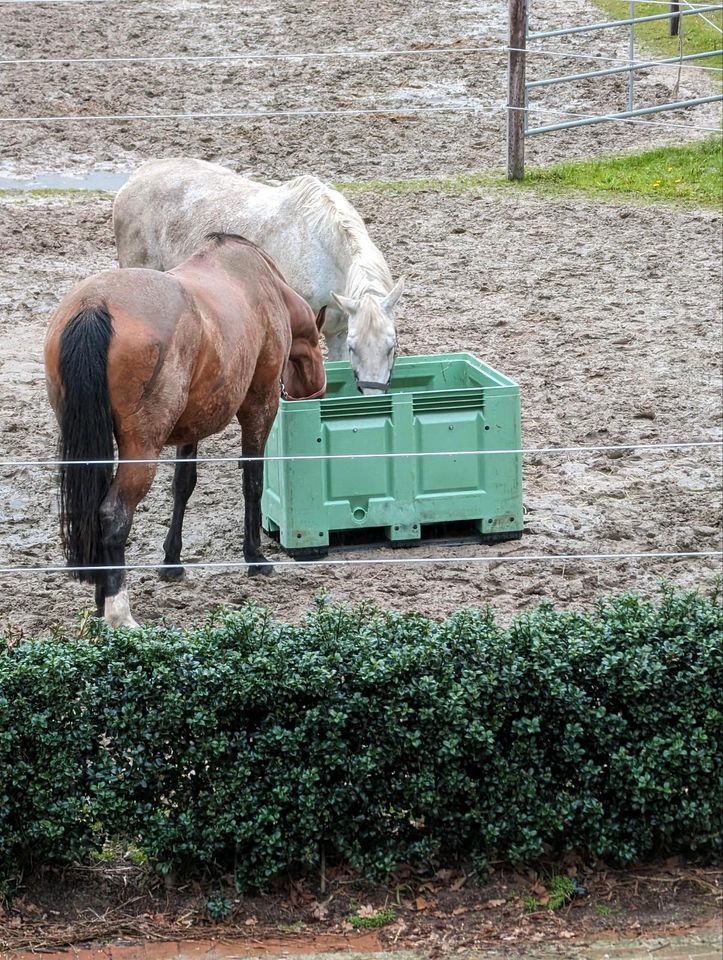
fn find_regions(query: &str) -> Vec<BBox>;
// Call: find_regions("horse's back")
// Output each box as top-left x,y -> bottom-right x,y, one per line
49,268 -> 191,350
113,161 -> 353,307
114,159 -> 276,271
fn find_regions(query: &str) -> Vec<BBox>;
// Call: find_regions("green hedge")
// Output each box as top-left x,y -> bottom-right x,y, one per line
1,588 -> 721,889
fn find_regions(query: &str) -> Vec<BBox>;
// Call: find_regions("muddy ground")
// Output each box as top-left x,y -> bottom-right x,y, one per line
0,0 -> 721,181
0,185 -> 720,635
0,0 -> 721,633
2,855 -> 721,955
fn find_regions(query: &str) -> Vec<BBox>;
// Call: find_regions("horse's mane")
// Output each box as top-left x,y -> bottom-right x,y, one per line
285,176 -> 394,328
286,177 -> 368,255
205,231 -> 255,248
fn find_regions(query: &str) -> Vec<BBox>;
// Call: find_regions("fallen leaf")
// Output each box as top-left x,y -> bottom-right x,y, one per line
16,899 -> 41,916
415,896 -> 432,911
452,906 -> 469,916
244,917 -> 258,926
310,900 -> 329,921
451,874 -> 468,891
559,930 -> 576,939
485,898 -> 506,908
356,904 -> 378,918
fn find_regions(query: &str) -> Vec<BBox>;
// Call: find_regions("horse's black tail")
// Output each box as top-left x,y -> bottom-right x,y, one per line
57,304 -> 115,584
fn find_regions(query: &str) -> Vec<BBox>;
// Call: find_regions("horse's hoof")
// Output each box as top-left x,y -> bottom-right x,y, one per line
159,565 -> 185,582
248,559 -> 274,578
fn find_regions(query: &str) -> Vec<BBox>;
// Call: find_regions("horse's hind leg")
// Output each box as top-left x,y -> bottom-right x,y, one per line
98,456 -> 158,628
237,405 -> 275,577
161,442 -> 198,581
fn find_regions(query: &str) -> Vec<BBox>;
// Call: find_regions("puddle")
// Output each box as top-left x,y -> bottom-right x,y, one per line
0,170 -> 130,191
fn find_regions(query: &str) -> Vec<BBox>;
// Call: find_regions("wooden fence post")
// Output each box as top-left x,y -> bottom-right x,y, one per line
507,0 -> 528,180
670,1 -> 681,35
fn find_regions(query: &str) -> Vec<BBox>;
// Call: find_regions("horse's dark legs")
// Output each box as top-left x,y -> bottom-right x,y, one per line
98,458 -> 157,628
95,581 -> 106,619
160,442 -> 198,581
237,407 -> 274,577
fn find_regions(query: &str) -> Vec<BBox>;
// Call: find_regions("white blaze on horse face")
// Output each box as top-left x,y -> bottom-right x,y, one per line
104,589 -> 140,629
331,282 -> 403,396
347,314 -> 398,397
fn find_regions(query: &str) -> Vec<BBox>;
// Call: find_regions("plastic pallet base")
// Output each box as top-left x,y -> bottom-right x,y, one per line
478,530 -> 524,546
273,524 -> 524,561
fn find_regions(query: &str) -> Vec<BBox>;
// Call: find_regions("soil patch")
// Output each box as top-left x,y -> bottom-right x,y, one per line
0,0 -> 720,180
0,188 -> 720,635
2,859 -> 721,956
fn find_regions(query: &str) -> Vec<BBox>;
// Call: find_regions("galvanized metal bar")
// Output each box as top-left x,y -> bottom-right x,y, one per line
628,1 -> 636,111
524,92 -> 723,134
525,46 -> 723,88
528,3 -> 721,39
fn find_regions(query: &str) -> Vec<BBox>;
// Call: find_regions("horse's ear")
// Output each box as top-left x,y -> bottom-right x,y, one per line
315,306 -> 327,332
330,291 -> 358,315
382,277 -> 404,312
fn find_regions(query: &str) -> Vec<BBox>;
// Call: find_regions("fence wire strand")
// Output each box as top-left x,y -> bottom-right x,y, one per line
1,549 -> 721,576
0,46 -> 508,67
0,103 -> 719,130
2,44 -> 721,71
0,104 -> 497,124
0,440 -> 720,470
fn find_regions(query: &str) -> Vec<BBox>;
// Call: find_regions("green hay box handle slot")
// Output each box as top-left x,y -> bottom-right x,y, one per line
261,352 -> 523,556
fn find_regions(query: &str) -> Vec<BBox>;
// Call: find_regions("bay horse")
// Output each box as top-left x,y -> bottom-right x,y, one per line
113,159 -> 404,396
44,233 -> 326,629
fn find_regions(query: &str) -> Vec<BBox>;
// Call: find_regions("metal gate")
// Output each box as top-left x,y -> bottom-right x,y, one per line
507,0 -> 723,179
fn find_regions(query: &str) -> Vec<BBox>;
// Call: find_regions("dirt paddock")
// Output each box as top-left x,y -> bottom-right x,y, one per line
0,0 -> 721,635
0,186 -> 720,635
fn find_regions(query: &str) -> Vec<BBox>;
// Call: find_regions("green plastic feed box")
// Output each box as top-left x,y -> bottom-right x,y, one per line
261,352 -> 523,556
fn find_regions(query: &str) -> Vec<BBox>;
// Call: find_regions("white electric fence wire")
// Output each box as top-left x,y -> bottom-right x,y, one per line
0,440 -> 720,470
0,0 -> 717,6
0,104 -> 719,131
2,47 -> 507,66
0,104 -> 491,123
680,0 -> 723,32
0,550 -> 721,576
1,44 -> 721,69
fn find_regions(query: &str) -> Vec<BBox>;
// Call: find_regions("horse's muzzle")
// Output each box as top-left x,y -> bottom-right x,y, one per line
280,374 -> 327,402
355,379 -> 391,394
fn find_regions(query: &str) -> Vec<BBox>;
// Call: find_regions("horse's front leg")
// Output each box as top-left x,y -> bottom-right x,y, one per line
237,403 -> 275,577
161,442 -> 198,581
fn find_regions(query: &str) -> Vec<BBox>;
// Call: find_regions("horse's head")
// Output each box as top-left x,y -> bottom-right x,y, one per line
330,278 -> 404,396
283,304 -> 327,401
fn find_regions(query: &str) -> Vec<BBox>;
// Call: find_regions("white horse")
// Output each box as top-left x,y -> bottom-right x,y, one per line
113,159 -> 404,395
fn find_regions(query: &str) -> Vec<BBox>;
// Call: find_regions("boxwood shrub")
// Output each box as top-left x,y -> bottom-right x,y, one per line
0,587 -> 720,889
